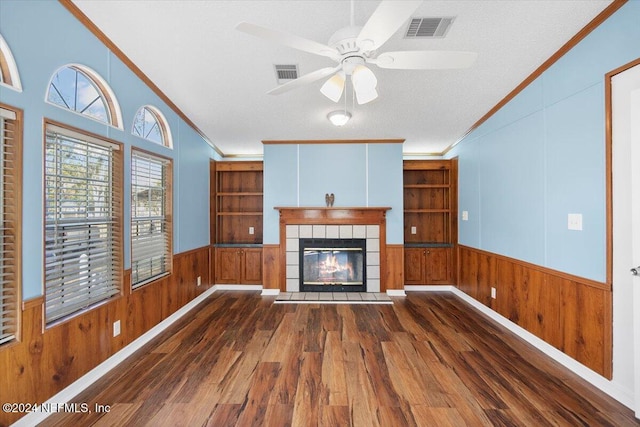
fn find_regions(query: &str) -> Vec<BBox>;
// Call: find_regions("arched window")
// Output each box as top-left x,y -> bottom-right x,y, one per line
0,34 -> 22,91
46,64 -> 122,129
132,105 -> 172,148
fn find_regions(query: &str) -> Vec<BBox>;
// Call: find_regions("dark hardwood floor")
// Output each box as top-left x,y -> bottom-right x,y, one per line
41,291 -> 639,426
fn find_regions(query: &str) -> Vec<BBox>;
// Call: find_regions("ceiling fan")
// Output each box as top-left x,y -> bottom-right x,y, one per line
236,0 -> 477,105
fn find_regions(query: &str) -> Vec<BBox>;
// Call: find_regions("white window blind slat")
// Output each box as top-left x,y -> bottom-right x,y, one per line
44,125 -> 121,323
0,113 -> 19,345
0,107 -> 16,120
131,151 -> 171,288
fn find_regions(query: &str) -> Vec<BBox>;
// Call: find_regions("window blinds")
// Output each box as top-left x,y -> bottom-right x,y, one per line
44,126 -> 121,323
0,113 -> 19,345
131,151 -> 171,288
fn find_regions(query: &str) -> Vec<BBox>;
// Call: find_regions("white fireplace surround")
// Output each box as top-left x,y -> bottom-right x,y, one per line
285,224 -> 381,292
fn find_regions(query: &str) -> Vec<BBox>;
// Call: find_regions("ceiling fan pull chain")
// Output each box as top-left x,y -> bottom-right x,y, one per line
350,0 -> 355,27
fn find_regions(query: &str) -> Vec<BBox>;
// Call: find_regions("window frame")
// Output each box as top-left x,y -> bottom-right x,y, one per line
43,120 -> 123,325
0,33 -> 22,92
0,103 -> 22,346
130,147 -> 173,290
45,64 -> 123,130
132,105 -> 173,148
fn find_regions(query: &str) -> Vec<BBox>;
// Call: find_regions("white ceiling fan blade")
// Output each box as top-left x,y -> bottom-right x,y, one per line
372,51 -> 478,70
267,66 -> 339,95
236,22 -> 339,60
356,1 -> 423,51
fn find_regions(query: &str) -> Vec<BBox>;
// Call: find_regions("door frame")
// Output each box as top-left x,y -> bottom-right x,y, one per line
607,57 -> 640,418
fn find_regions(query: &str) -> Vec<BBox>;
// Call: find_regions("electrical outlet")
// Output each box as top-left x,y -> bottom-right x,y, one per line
491,287 -> 496,299
411,226 -> 417,235
249,226 -> 255,235
197,276 -> 201,286
113,320 -> 121,337
568,213 -> 583,231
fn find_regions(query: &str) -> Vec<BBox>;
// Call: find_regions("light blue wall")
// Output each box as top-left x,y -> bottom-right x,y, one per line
0,1 -> 215,299
447,1 -> 640,282
263,143 -> 403,244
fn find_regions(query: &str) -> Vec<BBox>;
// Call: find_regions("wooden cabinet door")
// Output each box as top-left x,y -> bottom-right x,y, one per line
426,247 -> 452,284
404,248 -> 426,285
216,248 -> 241,283
242,248 -> 263,284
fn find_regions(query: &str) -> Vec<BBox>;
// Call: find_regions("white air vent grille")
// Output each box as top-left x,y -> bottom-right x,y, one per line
405,17 -> 454,38
274,64 -> 298,84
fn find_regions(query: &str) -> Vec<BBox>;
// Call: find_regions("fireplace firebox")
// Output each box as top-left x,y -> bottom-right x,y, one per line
299,238 -> 366,292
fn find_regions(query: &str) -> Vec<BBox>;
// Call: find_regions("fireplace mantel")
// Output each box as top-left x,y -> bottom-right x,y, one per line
275,206 -> 391,225
272,206 -> 392,292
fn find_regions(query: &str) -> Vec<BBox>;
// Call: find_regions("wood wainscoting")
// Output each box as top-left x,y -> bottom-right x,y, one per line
385,244 -> 405,290
0,246 -> 211,427
458,245 -> 612,378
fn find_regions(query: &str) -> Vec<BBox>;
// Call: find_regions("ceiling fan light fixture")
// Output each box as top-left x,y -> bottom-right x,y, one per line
320,71 -> 346,102
355,87 -> 379,105
327,110 -> 351,126
351,65 -> 378,104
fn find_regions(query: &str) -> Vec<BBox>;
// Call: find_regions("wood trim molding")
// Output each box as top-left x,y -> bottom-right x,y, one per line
22,296 -> 44,312
275,207 -> 391,225
443,0 -> 628,155
57,0 -> 223,158
262,139 -> 405,145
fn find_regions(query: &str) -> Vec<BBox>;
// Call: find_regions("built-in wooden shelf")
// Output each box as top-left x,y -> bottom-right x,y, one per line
403,159 -> 457,285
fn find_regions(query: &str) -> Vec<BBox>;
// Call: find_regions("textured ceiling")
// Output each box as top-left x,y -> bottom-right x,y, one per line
72,0 -> 612,156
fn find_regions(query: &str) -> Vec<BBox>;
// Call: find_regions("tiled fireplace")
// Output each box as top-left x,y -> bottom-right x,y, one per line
285,224 -> 380,292
275,207 -> 390,293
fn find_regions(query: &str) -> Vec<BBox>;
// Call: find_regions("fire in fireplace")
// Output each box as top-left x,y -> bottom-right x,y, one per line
299,238 -> 366,292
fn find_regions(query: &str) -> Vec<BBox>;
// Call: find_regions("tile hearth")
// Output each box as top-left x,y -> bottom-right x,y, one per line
274,292 -> 392,304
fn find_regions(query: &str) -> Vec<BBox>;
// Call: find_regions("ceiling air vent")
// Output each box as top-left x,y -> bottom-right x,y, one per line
274,64 -> 299,84
405,17 -> 454,38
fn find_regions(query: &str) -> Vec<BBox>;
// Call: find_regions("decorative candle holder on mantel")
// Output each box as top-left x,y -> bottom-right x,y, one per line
325,193 -> 335,207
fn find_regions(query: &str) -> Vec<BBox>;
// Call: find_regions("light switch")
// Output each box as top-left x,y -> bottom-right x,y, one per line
462,211 -> 469,221
411,226 -> 417,235
568,213 -> 583,231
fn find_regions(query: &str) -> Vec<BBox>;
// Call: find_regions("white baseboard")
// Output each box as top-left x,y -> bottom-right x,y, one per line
13,287 -> 217,427
386,289 -> 407,296
261,288 -> 280,296
449,287 -> 635,410
405,285 -> 456,292
214,284 -> 263,291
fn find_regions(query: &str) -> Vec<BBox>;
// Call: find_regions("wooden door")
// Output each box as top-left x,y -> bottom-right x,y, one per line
216,248 -> 240,283
426,247 -> 452,284
242,248 -> 263,284
404,248 -> 426,285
